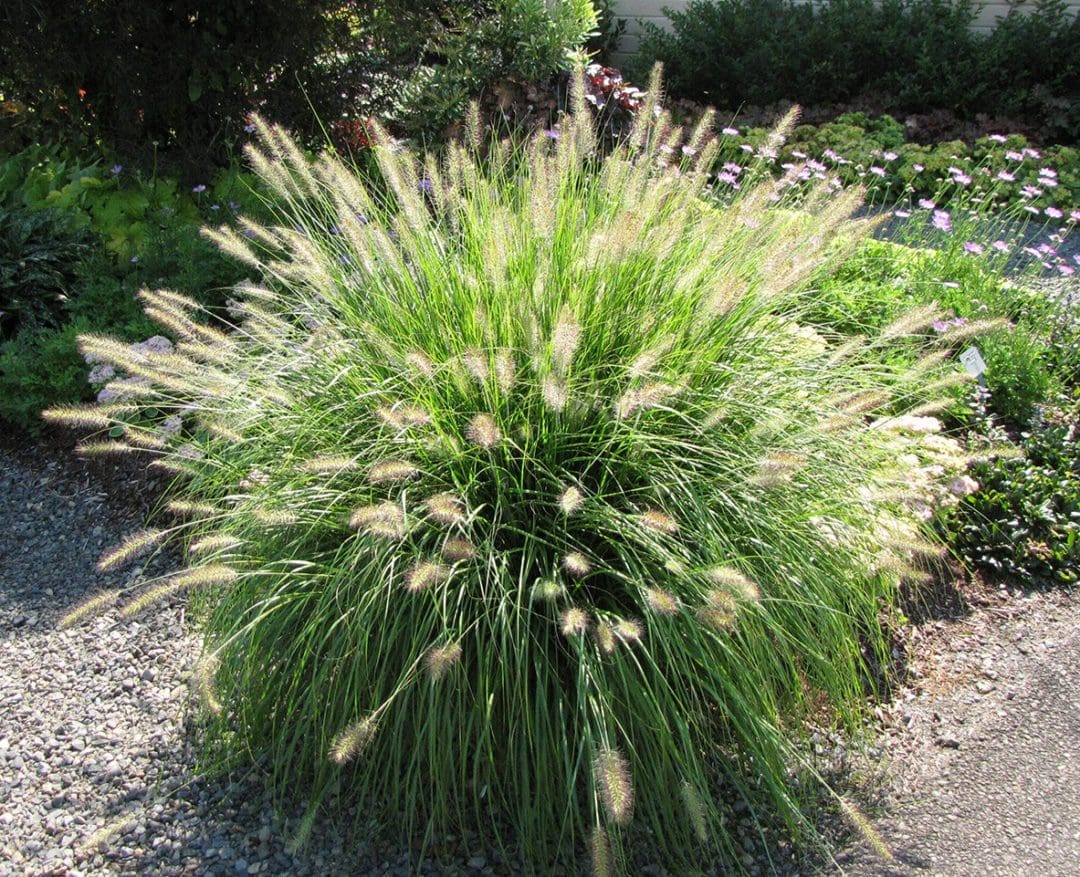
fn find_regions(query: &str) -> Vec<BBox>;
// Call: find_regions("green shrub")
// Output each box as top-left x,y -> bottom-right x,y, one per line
0,320 -> 96,428
1,0 -> 362,164
634,0 -> 1080,142
56,78 -> 976,871
0,253 -> 161,431
2,1 -> 598,162
386,0 -> 598,135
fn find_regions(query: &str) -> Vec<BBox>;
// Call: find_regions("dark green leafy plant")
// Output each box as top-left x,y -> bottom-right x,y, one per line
951,390 -> 1080,586
633,0 -> 1080,142
0,207 -> 94,340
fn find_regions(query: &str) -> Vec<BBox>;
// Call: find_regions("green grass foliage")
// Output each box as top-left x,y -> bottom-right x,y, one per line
55,74 -> 977,871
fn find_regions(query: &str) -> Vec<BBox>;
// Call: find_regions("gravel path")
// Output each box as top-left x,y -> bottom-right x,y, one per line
832,586 -> 1080,876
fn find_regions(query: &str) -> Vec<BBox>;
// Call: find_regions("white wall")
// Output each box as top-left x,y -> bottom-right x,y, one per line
610,0 -> 1080,59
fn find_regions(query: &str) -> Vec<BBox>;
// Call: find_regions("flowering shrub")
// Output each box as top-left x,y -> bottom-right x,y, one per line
50,74 -> 978,871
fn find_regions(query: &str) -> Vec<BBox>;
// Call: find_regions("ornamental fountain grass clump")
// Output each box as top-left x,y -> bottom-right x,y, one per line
48,71 -> 982,873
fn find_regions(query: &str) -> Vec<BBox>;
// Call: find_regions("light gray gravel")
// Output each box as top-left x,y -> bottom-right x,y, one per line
0,444 -> 400,877
828,587 -> 1080,876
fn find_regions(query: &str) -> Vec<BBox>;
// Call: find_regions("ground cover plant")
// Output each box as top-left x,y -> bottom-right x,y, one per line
699,116 -> 1079,221
48,73 -> 989,872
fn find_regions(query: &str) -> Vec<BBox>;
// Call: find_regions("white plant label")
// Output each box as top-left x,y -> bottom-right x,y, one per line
960,346 -> 987,377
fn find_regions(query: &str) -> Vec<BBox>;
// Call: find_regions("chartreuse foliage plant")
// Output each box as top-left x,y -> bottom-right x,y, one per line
50,73 -> 978,872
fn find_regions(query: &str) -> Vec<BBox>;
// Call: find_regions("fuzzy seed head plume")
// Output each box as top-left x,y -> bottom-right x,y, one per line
298,454 -> 357,474
558,485 -> 585,515
119,581 -> 184,618
252,508 -> 300,527
173,564 -> 239,590
368,459 -> 419,485
329,717 -> 378,765
122,428 -> 168,450
494,349 -> 516,393
465,413 -> 501,449
350,502 -> 407,539
643,587 -> 681,616
42,404 -> 134,430
681,781 -> 709,843
188,534 -> 243,556
76,440 -> 136,457
425,642 -> 463,680
613,617 -> 644,644
559,606 -> 589,636
628,347 -> 665,379
405,350 -> 435,378
75,813 -> 140,858
594,747 -> 634,825
166,499 -> 219,518
461,349 -> 490,384
938,317 -> 1010,344
551,309 -> 581,376
885,535 -> 947,561
839,797 -> 895,862
405,560 -> 450,593
541,376 -> 568,413
665,557 -> 688,575
532,579 -> 566,602
880,303 -> 944,341
201,225 -> 264,269
705,567 -> 761,602
594,620 -> 617,654
615,382 -> 680,420
590,827 -> 613,877
97,529 -> 166,572
836,390 -> 890,415
148,458 -> 199,476
193,653 -> 224,716
376,404 -> 432,429
637,509 -> 679,535
697,589 -> 738,629
202,421 -> 246,444
562,551 -> 592,577
425,493 -> 466,526
59,589 -> 120,629
441,537 -> 476,561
